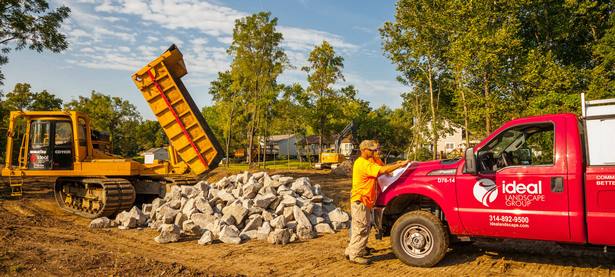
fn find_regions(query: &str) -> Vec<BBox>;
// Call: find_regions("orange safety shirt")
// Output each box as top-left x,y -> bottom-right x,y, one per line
351,156 -> 383,208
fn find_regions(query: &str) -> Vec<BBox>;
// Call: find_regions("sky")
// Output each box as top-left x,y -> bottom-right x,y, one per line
3,0 -> 405,120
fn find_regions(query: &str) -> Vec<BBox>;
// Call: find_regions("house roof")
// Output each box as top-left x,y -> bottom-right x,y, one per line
266,134 -> 296,142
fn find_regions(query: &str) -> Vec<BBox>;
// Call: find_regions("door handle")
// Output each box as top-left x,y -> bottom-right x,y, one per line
551,176 -> 564,193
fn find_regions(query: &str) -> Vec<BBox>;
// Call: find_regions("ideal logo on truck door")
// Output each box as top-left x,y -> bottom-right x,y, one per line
456,120 -> 571,241
473,179 -> 546,208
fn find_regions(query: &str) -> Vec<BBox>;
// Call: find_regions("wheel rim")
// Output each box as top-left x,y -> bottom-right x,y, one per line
400,224 -> 434,258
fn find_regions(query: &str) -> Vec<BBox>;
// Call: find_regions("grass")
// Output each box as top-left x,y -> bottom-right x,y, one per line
220,159 -> 315,171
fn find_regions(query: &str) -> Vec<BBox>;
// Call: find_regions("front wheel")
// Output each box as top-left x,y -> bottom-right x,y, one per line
391,210 -> 449,267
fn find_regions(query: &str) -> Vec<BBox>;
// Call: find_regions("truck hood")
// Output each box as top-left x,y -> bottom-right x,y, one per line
376,158 -> 461,206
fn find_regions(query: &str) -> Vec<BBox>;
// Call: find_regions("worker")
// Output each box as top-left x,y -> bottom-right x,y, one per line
345,140 -> 410,264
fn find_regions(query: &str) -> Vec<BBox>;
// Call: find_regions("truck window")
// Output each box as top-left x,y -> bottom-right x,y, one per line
478,123 -> 554,172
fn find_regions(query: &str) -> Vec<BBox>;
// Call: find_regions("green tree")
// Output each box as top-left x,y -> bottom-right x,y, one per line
135,120 -> 166,151
208,71 -> 244,166
588,12 -> 615,100
4,83 -> 32,110
65,91 -> 141,156
0,0 -> 70,84
3,83 -> 62,111
301,41 -> 346,158
227,12 -> 287,165
30,90 -> 62,110
381,0 -> 453,159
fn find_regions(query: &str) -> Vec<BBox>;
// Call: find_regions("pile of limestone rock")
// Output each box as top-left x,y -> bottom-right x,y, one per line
89,172 -> 350,245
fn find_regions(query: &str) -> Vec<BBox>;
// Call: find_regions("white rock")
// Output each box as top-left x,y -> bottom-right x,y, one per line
262,210 -> 274,222
315,223 -> 335,234
281,195 -> 297,206
328,208 -> 350,222
242,182 -> 260,199
198,230 -> 214,245
222,203 -> 248,224
181,186 -> 195,197
174,212 -> 188,227
293,206 -> 312,230
182,220 -> 202,236
263,174 -> 274,187
154,224 -> 181,244
166,186 -> 181,201
129,206 -> 148,227
312,203 -> 324,217
195,181 -> 210,196
254,193 -> 277,208
270,215 -> 286,229
302,203 -> 315,214
195,197 -> 214,215
219,225 -> 241,244
267,228 -> 291,245
217,190 -> 236,203
240,230 -> 259,241
290,177 -> 314,198
248,206 -> 263,215
159,206 -> 180,224
191,212 -> 216,229
283,206 -> 295,222
89,217 -> 111,229
182,198 -> 196,215
242,215 -> 263,233
116,211 -> 137,228
277,177 -> 294,187
231,187 -> 242,199
258,186 -> 277,196
167,199 -> 181,209
257,221 -> 272,240
252,172 -> 266,179
221,213 -> 236,225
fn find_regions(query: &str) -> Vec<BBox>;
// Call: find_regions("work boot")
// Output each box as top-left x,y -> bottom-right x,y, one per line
349,256 -> 370,265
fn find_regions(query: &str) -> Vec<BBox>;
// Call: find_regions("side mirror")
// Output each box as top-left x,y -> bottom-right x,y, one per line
465,147 -> 477,175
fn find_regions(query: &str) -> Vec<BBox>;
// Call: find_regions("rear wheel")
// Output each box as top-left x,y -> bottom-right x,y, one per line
391,210 -> 449,267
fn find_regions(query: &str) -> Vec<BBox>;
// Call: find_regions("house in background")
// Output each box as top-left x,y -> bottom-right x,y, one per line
140,147 -> 169,164
258,134 -> 299,157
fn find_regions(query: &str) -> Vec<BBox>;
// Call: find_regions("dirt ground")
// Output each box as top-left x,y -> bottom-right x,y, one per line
1,169 -> 615,276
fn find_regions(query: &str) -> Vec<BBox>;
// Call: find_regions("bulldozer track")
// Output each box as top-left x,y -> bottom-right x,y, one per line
54,177 -> 136,219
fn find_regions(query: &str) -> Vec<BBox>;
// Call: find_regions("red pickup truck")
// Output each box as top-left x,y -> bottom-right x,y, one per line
374,94 -> 615,267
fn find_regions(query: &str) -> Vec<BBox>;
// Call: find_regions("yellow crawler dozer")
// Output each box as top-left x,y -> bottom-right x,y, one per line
1,45 -> 224,218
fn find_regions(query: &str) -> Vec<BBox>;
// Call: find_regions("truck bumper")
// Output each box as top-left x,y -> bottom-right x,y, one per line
373,206 -> 385,240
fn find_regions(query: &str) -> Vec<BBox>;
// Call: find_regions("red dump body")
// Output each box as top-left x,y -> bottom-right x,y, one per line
376,112 -> 615,246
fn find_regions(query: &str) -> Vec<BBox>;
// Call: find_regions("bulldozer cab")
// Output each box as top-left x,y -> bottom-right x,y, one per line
4,111 -> 94,171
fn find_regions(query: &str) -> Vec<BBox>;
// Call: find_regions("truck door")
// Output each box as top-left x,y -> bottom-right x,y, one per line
456,119 -> 571,241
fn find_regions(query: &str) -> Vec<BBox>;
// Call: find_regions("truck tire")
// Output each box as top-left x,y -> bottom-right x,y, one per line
391,210 -> 449,267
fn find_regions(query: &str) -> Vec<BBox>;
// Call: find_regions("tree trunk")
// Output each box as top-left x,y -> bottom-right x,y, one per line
455,66 -> 470,147
428,60 -> 438,160
319,117 -> 324,163
483,71 -> 491,133
225,105 -> 235,167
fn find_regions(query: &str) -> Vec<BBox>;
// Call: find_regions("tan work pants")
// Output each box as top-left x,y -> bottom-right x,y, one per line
345,201 -> 371,259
